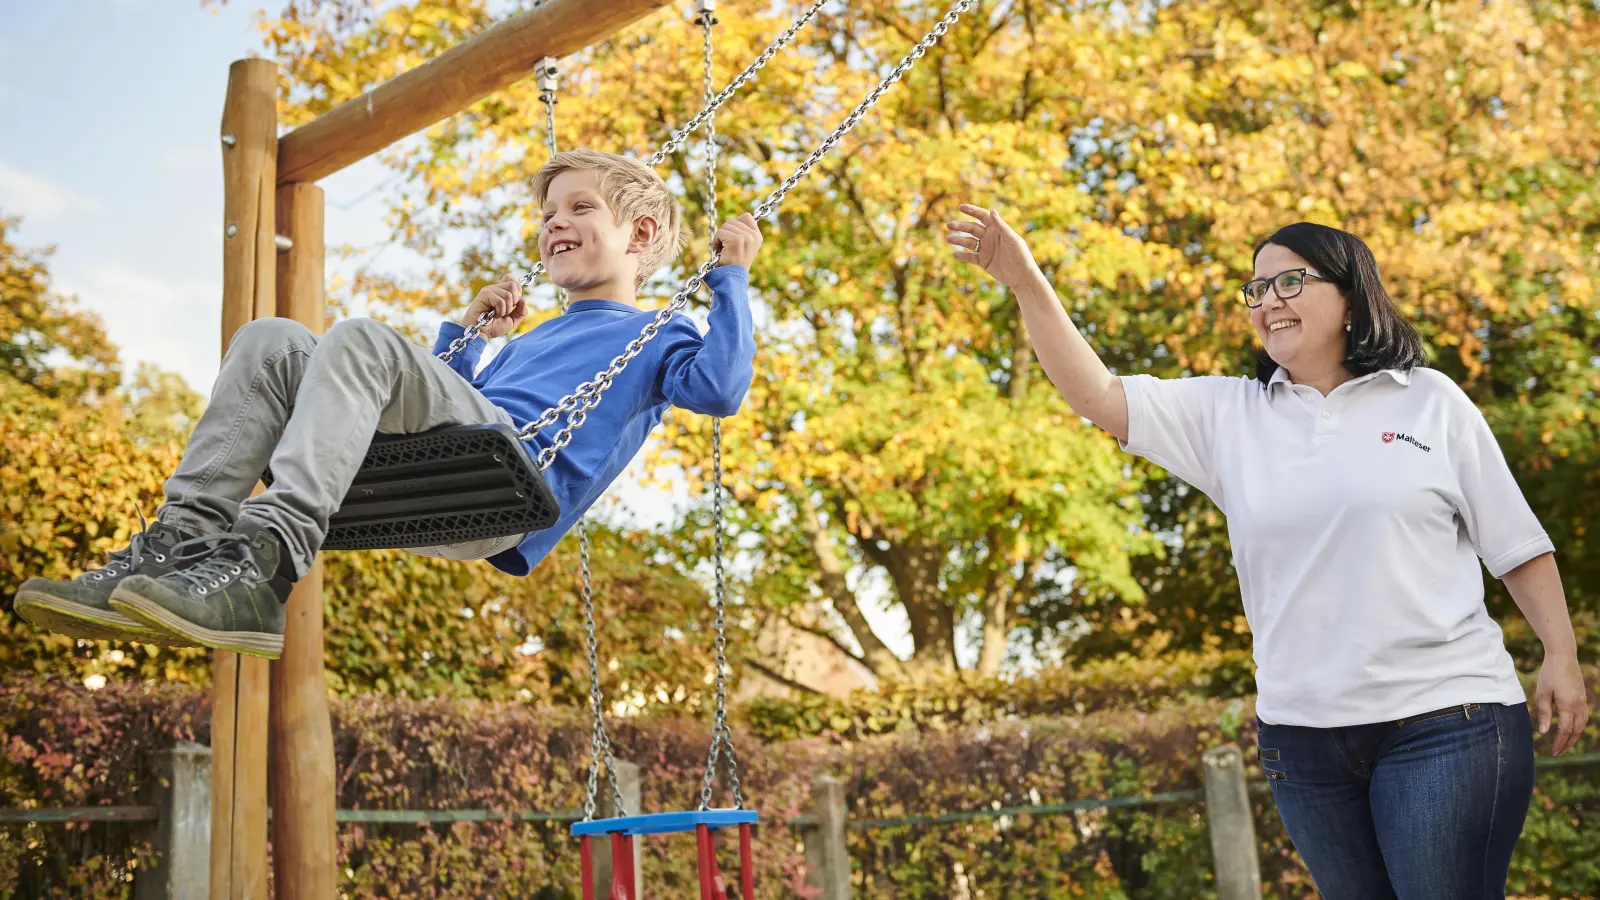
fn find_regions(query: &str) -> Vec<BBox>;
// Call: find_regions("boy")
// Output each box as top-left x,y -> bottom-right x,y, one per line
13,149 -> 762,660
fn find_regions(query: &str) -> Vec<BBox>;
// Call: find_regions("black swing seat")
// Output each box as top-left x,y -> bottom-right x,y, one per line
262,424 -> 561,552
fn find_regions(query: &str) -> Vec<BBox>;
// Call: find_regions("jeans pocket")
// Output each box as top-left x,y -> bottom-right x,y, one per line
1396,703 -> 1480,728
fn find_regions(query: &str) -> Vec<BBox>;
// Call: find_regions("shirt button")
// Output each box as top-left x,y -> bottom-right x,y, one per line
1321,411 -> 1331,419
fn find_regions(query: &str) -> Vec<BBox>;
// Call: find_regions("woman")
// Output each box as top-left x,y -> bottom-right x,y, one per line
944,205 -> 1589,899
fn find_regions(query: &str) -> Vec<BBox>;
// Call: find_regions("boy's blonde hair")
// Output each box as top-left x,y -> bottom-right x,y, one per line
531,149 -> 689,288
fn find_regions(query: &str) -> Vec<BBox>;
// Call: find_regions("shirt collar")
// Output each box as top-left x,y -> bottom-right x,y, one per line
1267,366 -> 1412,392
564,299 -> 643,315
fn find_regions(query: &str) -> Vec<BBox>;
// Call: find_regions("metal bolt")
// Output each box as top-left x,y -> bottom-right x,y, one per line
535,57 -> 558,94
225,223 -> 238,238
221,134 -> 237,147
274,234 -> 293,252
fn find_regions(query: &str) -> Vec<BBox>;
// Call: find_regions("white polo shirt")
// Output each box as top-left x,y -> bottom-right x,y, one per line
1119,366 -> 1552,728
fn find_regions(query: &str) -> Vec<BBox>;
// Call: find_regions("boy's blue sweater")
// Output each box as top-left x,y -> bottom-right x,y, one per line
430,265 -> 754,577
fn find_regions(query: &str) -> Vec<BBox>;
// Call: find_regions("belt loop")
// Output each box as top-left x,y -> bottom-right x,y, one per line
1463,703 -> 1472,721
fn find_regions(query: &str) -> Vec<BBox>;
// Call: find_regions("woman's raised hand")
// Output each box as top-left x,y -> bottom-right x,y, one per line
944,203 -> 1041,289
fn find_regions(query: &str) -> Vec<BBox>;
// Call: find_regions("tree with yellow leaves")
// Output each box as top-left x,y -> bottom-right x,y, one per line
246,0 -> 1600,682
0,214 -> 211,681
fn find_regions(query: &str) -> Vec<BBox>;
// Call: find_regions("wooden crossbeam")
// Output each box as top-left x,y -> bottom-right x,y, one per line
277,0 -> 673,185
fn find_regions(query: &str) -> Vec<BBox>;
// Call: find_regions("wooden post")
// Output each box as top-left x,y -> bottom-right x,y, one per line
266,180 -> 338,900
275,0 -> 672,184
213,56 -> 277,900
593,760 -> 644,899
137,743 -> 212,900
802,776 -> 850,900
1202,745 -> 1263,900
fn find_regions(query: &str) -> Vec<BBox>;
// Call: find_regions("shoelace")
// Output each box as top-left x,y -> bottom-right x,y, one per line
83,512 -> 170,582
164,534 -> 262,597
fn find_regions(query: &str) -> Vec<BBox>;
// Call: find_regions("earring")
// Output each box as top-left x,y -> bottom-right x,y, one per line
1345,323 -> 1351,331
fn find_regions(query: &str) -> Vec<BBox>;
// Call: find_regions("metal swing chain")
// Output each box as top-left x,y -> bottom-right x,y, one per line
516,0 -> 978,474
539,55 -> 628,822
539,59 -> 571,319
701,4 -> 721,253
435,0 -> 833,366
694,0 -> 744,814
578,520 -> 629,820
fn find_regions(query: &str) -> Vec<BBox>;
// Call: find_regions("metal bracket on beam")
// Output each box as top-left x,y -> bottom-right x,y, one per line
535,57 -> 559,104
275,0 -> 675,184
694,0 -> 717,26
274,234 -> 294,252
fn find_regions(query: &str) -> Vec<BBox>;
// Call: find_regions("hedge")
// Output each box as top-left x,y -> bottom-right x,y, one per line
743,649 -> 1259,742
2,674 -> 1596,899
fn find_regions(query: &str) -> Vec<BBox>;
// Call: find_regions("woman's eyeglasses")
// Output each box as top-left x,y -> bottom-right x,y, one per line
1239,268 -> 1331,308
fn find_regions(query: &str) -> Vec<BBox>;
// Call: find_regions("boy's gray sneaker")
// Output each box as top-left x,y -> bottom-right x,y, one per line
109,518 -> 293,660
13,520 -> 197,645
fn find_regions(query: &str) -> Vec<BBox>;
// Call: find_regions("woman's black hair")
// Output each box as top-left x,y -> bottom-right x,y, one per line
1251,222 -> 1428,384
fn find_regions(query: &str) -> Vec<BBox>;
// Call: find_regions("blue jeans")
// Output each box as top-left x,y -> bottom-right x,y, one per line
1257,701 -> 1534,900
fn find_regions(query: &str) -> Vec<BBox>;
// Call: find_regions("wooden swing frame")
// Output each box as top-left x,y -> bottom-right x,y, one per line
212,2 -> 673,897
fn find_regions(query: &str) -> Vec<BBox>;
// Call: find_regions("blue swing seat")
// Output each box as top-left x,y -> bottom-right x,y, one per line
570,809 -> 759,837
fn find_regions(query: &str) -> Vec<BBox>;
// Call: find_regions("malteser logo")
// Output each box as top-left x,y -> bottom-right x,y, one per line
1382,431 -> 1431,452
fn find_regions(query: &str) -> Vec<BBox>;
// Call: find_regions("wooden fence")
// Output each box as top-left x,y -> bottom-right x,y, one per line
7,744 -> 1598,899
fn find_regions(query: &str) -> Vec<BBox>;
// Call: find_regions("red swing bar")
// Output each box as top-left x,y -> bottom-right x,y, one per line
694,822 -> 757,899
740,822 -> 755,898
611,832 -> 637,900
581,837 -> 594,897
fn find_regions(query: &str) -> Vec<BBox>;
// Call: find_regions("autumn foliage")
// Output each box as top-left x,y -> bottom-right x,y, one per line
242,0 -> 1600,682
5,0 -> 1600,893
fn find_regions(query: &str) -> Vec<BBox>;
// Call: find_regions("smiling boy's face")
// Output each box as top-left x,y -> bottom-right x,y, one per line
539,168 -> 653,297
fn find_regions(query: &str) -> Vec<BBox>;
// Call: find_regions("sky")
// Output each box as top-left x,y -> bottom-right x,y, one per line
0,0 -> 920,660
1,2 -> 398,392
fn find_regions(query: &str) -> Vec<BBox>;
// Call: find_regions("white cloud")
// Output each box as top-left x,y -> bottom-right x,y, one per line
157,144 -> 215,173
54,263 -> 221,393
0,161 -> 105,223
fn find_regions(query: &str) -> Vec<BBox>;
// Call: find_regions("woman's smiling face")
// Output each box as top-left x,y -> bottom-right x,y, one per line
1249,242 -> 1349,379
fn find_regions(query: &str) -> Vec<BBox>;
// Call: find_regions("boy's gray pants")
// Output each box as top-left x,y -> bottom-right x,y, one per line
156,317 -> 525,578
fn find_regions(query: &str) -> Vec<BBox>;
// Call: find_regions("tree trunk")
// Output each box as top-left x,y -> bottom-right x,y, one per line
800,493 -> 902,676
976,591 -> 1011,676
876,541 -> 954,680
977,555 -> 1039,677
